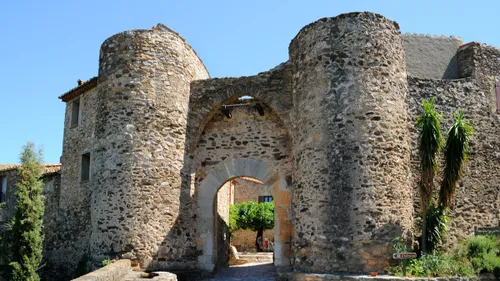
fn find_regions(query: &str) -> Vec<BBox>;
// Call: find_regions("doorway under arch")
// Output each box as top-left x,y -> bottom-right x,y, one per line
196,157 -> 292,271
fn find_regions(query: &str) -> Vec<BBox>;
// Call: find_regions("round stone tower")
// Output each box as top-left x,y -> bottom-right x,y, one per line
90,24 -> 209,267
289,12 -> 413,273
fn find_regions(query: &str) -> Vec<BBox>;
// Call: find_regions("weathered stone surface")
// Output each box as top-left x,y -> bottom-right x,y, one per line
288,12 -> 413,273
90,24 -> 209,270
0,165 -> 65,279
71,259 -> 131,281
401,34 -> 462,79
190,100 -> 293,270
50,83 -> 99,279
3,11 -> 500,280
408,76 -> 500,248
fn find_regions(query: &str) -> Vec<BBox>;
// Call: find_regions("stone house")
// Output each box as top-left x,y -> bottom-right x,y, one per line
1,11 -> 500,280
0,164 -> 61,221
0,164 -> 61,278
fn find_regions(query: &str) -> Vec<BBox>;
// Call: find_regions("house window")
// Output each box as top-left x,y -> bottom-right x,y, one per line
258,196 -> 273,203
71,98 -> 80,127
81,153 -> 91,182
0,176 -> 7,203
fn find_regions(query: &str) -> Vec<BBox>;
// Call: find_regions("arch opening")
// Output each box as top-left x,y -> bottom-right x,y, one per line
214,176 -> 272,268
192,94 -> 293,272
196,158 -> 292,272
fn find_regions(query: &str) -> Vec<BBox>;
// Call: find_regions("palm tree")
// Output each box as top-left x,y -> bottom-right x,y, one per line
439,110 -> 473,209
416,99 -> 443,254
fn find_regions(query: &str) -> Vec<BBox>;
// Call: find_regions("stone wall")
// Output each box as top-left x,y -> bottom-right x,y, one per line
215,181 -> 232,267
233,178 -> 273,204
192,101 -> 292,265
0,165 -> 62,280
17,11 -> 499,278
458,43 -> 500,87
51,84 -> 99,279
402,34 -> 462,79
0,168 -> 21,221
91,23 -> 209,272
288,12 -> 414,273
187,62 -> 293,154
71,259 -> 131,281
191,98 -> 292,182
407,77 -> 500,247
0,167 -> 21,278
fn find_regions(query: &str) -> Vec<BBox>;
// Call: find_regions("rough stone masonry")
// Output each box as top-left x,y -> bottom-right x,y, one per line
1,11 -> 499,280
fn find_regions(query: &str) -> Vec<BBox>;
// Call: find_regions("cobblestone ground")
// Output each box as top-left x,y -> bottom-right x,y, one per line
201,262 -> 276,281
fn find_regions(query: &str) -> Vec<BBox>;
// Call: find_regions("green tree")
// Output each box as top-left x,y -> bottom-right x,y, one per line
229,201 -> 274,252
416,99 -> 443,254
10,142 -> 45,281
439,110 -> 473,209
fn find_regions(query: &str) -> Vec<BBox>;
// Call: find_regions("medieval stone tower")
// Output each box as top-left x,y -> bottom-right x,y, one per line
91,24 -> 209,267
47,11 -> 499,279
288,13 -> 413,273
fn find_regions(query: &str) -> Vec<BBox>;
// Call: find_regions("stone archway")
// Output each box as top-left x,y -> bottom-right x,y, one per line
196,158 -> 292,271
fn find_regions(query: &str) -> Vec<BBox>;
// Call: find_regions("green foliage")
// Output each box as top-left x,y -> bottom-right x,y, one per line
439,109 -> 473,209
482,252 -> 500,277
229,201 -> 274,251
416,98 -> 443,254
10,143 -> 45,281
395,236 -> 500,278
397,253 -> 475,278
229,204 -> 239,234
416,98 -> 444,176
407,253 -> 446,277
229,201 -> 274,233
100,258 -> 112,267
425,204 -> 448,253
452,235 -> 500,277
391,236 -> 409,253
387,236 -> 411,276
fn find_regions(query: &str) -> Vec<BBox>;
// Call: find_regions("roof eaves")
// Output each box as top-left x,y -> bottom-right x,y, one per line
58,76 -> 98,102
0,164 -> 61,174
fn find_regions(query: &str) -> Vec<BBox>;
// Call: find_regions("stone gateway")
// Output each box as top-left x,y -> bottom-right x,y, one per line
1,11 -> 499,280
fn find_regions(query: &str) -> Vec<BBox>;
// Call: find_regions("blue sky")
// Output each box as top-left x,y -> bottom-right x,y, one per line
1,0 -> 498,164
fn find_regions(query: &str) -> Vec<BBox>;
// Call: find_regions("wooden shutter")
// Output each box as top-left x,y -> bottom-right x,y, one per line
496,81 -> 500,113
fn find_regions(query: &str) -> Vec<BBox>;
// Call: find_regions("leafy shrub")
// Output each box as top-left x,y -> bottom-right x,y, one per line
407,253 -> 445,277
425,204 -> 448,253
452,235 -> 500,277
402,253 -> 475,278
100,258 -> 112,267
389,236 -> 498,278
387,236 -> 411,276
391,236 -> 409,253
